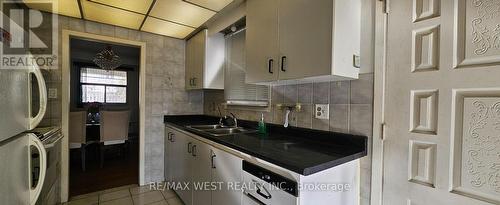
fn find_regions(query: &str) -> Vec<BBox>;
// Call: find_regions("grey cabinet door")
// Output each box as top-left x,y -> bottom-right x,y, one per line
211,148 -> 242,205
191,141 -> 213,205
245,0 -> 280,83
277,0 -> 333,80
170,131 -> 193,205
164,127 -> 173,182
186,30 -> 206,90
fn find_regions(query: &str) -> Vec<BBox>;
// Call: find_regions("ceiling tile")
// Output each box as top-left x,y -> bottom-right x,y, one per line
90,0 -> 154,14
81,1 -> 144,30
150,0 -> 215,28
184,0 -> 233,12
141,17 -> 195,39
23,0 -> 81,18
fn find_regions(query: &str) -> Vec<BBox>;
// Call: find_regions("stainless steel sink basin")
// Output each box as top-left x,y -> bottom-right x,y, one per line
186,124 -> 257,136
187,124 -> 224,130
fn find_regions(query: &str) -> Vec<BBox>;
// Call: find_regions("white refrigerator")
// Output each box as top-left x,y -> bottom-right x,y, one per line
0,54 -> 48,205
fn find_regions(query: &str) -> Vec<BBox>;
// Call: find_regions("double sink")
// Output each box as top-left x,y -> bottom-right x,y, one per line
186,124 -> 257,137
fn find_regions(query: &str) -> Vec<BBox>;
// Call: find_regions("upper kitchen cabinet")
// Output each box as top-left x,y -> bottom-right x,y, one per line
245,0 -> 361,84
245,0 -> 280,83
185,29 -> 225,90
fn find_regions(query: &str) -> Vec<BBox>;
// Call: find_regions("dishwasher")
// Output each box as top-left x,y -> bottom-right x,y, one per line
242,161 -> 298,205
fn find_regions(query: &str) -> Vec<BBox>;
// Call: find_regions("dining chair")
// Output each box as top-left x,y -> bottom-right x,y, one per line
69,111 -> 88,171
99,110 -> 130,168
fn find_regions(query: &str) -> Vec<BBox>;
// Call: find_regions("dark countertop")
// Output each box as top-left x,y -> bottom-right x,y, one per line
164,115 -> 367,176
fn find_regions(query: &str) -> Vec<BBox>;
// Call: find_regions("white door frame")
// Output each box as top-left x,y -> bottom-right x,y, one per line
371,1 -> 387,205
60,30 -> 147,202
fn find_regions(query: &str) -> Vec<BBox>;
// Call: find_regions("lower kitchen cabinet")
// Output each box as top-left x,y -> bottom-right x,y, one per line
168,129 -> 193,205
211,148 -> 242,205
165,127 -> 173,182
191,140 -> 213,205
165,125 -> 243,205
165,123 -> 361,205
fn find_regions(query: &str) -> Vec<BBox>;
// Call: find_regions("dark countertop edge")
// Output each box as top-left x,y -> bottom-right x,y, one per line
164,119 -> 367,176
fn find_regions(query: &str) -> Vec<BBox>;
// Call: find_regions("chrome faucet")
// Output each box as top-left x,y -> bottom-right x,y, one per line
217,105 -> 224,126
230,113 -> 238,128
216,105 -> 238,127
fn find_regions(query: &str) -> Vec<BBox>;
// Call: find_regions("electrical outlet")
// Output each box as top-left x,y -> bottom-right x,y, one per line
48,88 -> 58,99
315,104 -> 329,120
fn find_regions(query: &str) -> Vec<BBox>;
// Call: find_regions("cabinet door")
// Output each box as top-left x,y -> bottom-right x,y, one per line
212,148 -> 242,205
192,30 -> 206,89
186,30 -> 206,90
191,141 -> 213,205
164,127 -> 173,182
185,38 -> 195,90
170,131 -> 193,205
245,0 -> 279,83
278,0 -> 333,80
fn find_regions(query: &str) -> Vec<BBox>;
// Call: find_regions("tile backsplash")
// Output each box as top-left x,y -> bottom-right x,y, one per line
204,73 -> 373,136
204,73 -> 374,204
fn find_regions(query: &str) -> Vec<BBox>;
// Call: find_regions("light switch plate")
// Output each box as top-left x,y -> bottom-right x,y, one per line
48,88 -> 58,99
315,104 -> 329,120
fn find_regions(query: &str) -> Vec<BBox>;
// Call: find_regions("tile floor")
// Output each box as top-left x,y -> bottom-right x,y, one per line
65,184 -> 184,205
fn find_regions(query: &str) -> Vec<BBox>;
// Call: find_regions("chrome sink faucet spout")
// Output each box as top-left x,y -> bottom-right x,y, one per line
217,105 -> 224,126
230,113 -> 238,128
216,105 -> 238,127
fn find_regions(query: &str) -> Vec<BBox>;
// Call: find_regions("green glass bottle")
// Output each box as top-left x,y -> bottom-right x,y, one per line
258,113 -> 267,134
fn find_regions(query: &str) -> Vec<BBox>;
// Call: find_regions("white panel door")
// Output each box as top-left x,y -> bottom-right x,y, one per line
383,0 -> 500,204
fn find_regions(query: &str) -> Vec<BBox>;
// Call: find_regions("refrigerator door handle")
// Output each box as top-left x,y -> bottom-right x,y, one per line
28,64 -> 47,130
29,134 -> 47,205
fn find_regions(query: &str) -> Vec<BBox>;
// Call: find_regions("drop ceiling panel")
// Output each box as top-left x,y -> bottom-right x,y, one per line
90,0 -> 154,14
81,1 -> 144,30
142,17 -> 195,39
150,0 -> 216,28
184,0 -> 233,12
23,0 -> 81,18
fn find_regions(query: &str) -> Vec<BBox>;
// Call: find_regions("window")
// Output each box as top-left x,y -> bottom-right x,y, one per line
224,29 -> 270,106
80,67 -> 127,103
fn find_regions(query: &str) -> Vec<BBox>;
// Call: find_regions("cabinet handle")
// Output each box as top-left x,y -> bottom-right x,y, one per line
167,132 -> 172,141
268,59 -> 274,74
281,56 -> 286,72
189,78 -> 194,86
192,77 -> 197,86
170,133 -> 175,142
192,145 -> 197,157
211,153 -> 216,169
187,142 -> 192,153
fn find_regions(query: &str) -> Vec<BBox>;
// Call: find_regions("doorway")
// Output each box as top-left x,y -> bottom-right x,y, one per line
68,38 -> 140,196
61,30 -> 147,202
